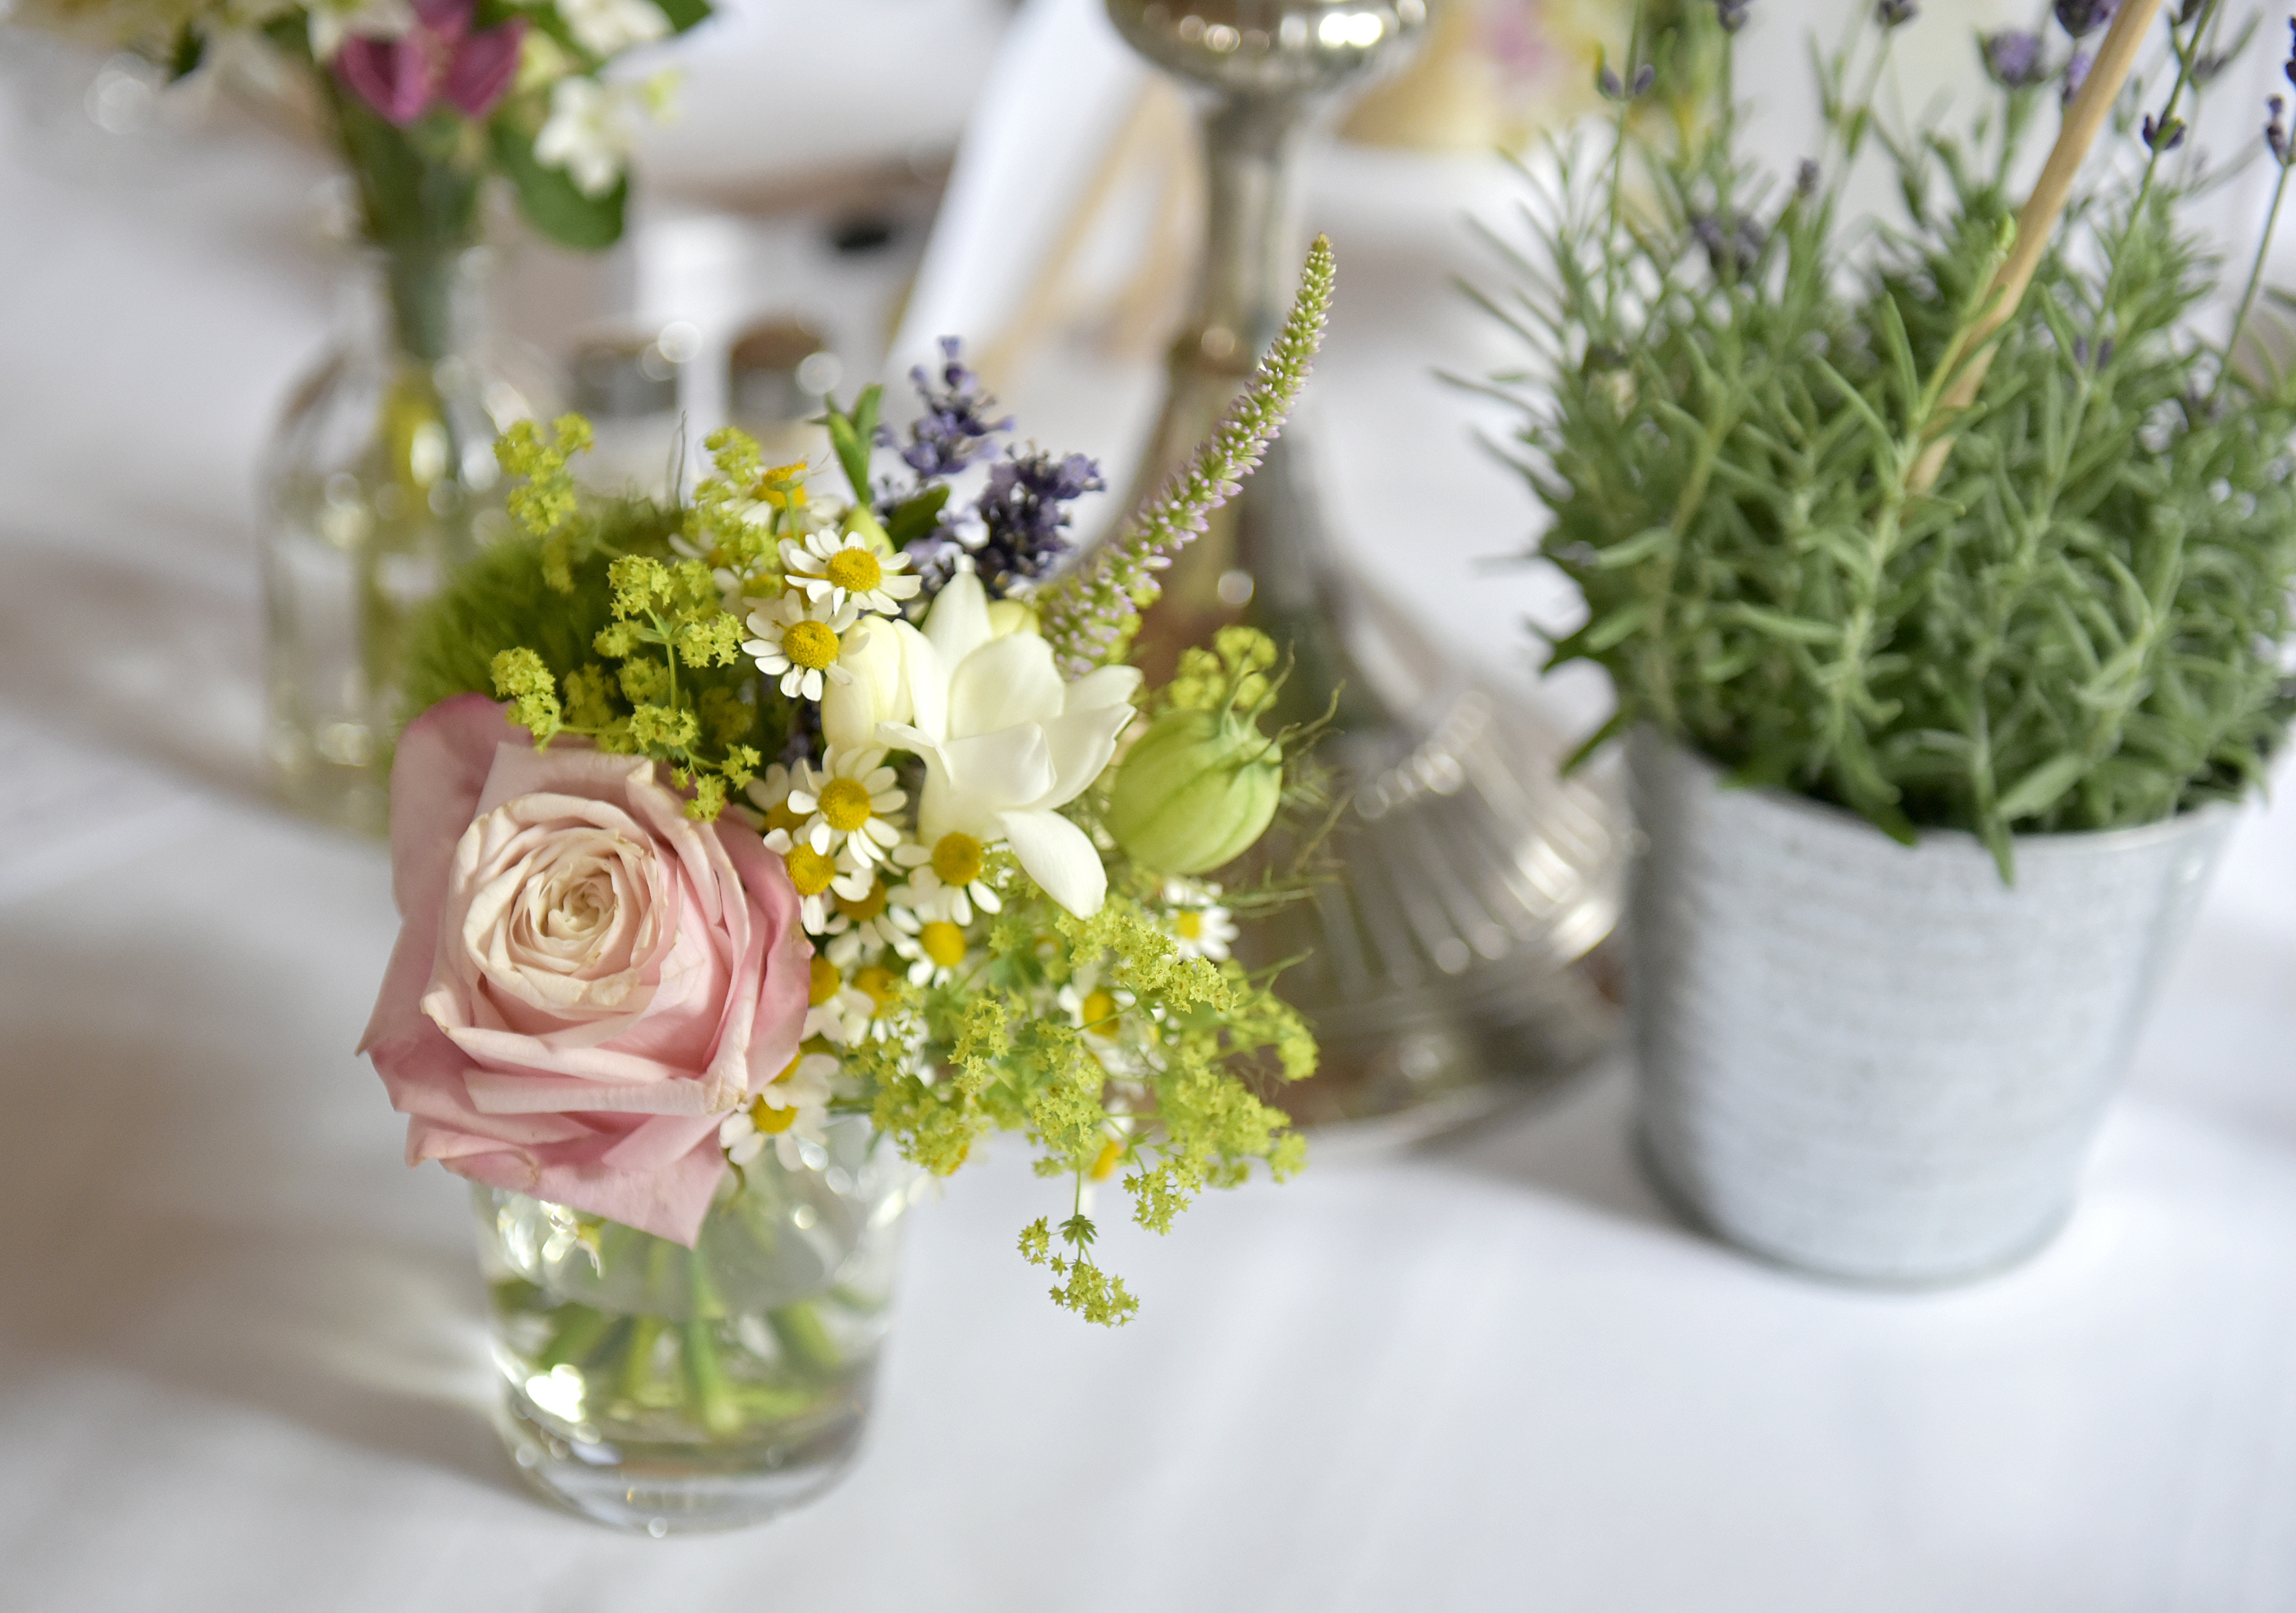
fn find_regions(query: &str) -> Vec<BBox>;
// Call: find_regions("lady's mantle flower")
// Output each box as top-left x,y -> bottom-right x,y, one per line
880,572 -> 1141,918
1162,881 -> 1239,962
745,594 -> 861,701
719,1050 -> 836,1170
780,531 -> 921,617
557,0 -> 668,59
785,746 -> 906,865
334,0 -> 523,126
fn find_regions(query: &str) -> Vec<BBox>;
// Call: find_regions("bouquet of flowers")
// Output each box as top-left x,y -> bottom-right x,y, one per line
355,243 -> 1336,1521
8,0 -> 695,260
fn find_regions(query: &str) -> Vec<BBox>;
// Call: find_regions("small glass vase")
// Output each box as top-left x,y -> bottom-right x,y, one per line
475,1116 -> 917,1534
259,242 -> 552,835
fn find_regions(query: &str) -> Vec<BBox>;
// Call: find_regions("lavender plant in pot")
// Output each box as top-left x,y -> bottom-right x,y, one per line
1478,0 -> 2296,1282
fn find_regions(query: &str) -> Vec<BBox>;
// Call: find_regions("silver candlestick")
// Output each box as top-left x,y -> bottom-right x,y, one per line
1104,0 -> 1627,1134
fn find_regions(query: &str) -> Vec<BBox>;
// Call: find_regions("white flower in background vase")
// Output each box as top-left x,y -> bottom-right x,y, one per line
880,572 -> 1140,918
534,75 -> 657,198
557,0 -> 668,58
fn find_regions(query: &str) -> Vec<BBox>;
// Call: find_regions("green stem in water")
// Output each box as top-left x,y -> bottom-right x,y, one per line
679,1239 -> 743,1437
767,1302 -> 843,1381
537,1304 -> 618,1372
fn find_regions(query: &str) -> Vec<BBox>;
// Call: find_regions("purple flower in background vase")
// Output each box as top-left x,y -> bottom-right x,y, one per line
336,0 -> 526,127
2063,49 -> 2092,105
1981,29 -> 2046,88
2053,0 -> 2116,38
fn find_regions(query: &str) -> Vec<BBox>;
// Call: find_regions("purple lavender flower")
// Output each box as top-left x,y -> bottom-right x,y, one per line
1795,158 -> 1821,195
2269,95 -> 2289,164
1875,0 -> 1917,26
973,449 -> 1105,594
1981,29 -> 2046,88
1714,0 -> 1750,34
896,337 -> 1013,481
2063,49 -> 2092,105
2143,112 -> 2187,151
2053,0 -> 2116,38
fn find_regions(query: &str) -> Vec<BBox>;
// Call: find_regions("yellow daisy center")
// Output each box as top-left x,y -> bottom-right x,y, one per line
1081,989 -> 1118,1027
1174,911 -> 1204,940
749,1095 -> 799,1134
836,878 -> 889,922
763,799 -> 806,835
785,844 -> 836,896
824,547 -> 884,594
808,955 -> 842,1006
819,777 -> 874,833
784,619 -> 839,669
932,832 -> 984,887
919,920 -> 967,968
855,965 -> 900,1012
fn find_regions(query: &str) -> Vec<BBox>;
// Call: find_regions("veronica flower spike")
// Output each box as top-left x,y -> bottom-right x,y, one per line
880,573 -> 1141,918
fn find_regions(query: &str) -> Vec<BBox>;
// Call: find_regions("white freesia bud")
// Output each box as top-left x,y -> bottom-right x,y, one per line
821,616 -> 921,753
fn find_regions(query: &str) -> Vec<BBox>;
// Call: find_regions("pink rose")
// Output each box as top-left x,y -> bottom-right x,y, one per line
360,694 -> 811,1244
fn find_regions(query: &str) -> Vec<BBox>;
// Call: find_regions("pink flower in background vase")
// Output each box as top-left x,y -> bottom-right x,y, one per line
335,0 -> 525,127
360,694 -> 813,1244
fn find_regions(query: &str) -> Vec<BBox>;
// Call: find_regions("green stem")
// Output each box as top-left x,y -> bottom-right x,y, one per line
2218,154 -> 2295,395
538,1304 -> 618,1371
767,1302 -> 843,1381
679,1238 -> 743,1437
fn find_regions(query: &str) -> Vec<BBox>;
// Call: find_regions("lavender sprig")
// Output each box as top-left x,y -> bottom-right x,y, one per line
895,338 -> 1012,481
977,449 -> 1105,593
1038,235 -> 1335,675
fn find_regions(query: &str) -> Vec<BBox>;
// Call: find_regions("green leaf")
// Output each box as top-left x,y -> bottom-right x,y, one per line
168,24 -> 205,80
1721,604 -> 1841,645
490,123 -> 627,250
1590,526 -> 1672,568
1993,753 -> 2088,821
821,384 -> 884,505
652,0 -> 713,34
883,485 -> 951,546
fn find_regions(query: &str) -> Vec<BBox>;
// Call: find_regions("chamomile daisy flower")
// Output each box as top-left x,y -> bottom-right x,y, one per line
765,828 -> 873,932
810,962 -> 910,1045
903,918 -> 973,985
745,594 -> 860,701
1161,880 -> 1239,962
892,830 -> 1003,924
1058,972 -> 1137,1055
786,746 -> 906,864
719,1050 -> 837,1170
780,530 -> 922,616
823,872 -> 923,968
746,762 -> 806,836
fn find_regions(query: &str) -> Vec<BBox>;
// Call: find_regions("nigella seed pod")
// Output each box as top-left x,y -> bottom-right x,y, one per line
1105,707 -> 1284,876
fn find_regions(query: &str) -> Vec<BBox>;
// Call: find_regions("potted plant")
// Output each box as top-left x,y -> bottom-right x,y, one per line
1478,0 -> 2296,1282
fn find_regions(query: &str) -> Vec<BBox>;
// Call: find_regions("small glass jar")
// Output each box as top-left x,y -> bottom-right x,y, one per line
475,1115 -> 918,1534
258,243 -> 553,835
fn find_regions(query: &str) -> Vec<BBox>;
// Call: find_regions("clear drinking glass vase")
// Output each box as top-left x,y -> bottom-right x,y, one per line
475,1115 -> 919,1534
259,243 -> 553,835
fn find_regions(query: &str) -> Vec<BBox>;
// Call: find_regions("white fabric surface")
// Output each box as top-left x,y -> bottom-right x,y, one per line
4,11 -> 2296,1610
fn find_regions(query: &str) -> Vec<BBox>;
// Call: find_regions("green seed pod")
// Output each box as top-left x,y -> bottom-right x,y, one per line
1105,706 -> 1283,875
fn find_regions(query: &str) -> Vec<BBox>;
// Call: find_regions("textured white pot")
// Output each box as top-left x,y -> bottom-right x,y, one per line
1626,729 -> 2234,1285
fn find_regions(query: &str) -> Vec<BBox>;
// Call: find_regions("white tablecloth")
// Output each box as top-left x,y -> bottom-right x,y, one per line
4,13 -> 2296,1610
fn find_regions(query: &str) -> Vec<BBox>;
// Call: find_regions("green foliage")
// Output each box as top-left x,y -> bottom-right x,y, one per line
488,120 -> 629,252
1483,3 -> 2296,874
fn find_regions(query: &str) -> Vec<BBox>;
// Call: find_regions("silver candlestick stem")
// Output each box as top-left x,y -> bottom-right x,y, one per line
1104,0 -> 1627,1134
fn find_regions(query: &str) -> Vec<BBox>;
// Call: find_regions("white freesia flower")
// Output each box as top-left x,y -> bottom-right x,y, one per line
820,615 -> 921,753
557,0 -> 668,59
880,573 -> 1140,918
